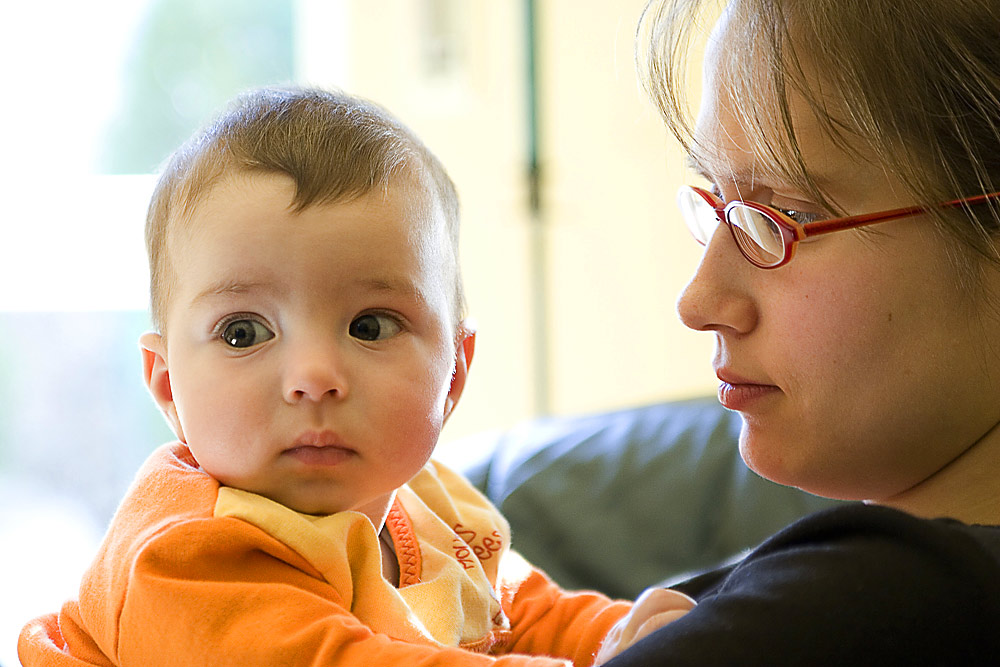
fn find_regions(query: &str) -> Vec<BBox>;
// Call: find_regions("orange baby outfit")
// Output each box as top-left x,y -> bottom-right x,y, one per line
19,443 -> 628,666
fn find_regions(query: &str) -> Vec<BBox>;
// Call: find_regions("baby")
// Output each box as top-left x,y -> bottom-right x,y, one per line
18,86 -> 691,667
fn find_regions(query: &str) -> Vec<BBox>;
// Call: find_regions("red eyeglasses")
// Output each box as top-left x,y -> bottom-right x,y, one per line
678,185 -> 1000,269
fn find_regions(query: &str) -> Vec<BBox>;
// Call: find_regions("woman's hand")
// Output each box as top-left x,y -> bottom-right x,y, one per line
593,587 -> 696,665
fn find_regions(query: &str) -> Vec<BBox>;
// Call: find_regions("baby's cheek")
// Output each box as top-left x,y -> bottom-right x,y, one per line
175,391 -> 254,467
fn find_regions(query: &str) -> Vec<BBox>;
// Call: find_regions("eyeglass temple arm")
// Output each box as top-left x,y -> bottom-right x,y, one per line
802,191 -> 1000,237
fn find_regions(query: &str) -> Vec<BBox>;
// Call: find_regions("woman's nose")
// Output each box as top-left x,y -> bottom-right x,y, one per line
282,339 -> 349,403
676,223 -> 758,335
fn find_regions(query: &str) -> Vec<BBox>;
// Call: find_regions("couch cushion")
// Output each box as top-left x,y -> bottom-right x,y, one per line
460,397 -> 841,598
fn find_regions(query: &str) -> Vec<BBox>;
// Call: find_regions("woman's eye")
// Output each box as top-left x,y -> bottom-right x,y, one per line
220,319 -> 274,349
773,205 -> 823,225
349,313 -> 402,341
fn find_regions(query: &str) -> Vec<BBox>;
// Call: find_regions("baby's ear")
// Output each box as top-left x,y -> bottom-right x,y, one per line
443,320 -> 476,422
139,332 -> 185,442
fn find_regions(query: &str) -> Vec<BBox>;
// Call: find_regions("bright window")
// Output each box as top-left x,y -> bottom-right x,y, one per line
0,1 -> 303,661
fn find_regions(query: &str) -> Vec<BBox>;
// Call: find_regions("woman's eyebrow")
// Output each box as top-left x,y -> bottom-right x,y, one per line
684,153 -> 755,185
684,154 -> 713,181
684,153 -> 715,183
685,152 -> 820,197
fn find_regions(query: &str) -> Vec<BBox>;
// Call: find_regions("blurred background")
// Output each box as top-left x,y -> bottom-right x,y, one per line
0,0 -> 715,661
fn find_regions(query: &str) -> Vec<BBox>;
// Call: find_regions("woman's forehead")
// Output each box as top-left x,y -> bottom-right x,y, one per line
694,11 -> 873,201
691,95 -> 845,190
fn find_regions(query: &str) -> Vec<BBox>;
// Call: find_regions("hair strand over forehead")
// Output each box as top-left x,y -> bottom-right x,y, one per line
638,0 -> 1000,277
145,86 -> 463,333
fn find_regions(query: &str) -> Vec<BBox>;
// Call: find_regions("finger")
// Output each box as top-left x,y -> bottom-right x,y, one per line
618,589 -> 696,643
631,608 -> 692,645
594,608 -> 692,665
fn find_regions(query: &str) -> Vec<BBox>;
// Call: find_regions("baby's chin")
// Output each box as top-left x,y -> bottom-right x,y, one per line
262,484 -> 391,519
196,457 -> 393,518
233,484 -> 347,517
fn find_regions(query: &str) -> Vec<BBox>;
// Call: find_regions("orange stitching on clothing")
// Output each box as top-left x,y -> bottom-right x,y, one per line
491,631 -> 514,653
460,630 -> 514,654
385,500 -> 421,586
459,635 -> 494,653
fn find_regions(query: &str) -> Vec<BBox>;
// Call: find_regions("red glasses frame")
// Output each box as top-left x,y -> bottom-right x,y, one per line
679,185 -> 1000,269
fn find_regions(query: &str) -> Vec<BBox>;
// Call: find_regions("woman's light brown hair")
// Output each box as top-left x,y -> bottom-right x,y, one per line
638,0 -> 1000,276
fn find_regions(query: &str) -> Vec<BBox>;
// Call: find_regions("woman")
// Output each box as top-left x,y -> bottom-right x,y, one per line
600,0 -> 1000,663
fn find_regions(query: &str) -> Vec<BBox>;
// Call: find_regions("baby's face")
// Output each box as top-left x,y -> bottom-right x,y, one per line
143,171 -> 466,521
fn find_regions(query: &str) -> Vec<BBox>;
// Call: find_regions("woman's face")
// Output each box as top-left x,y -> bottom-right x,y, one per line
678,16 -> 1000,508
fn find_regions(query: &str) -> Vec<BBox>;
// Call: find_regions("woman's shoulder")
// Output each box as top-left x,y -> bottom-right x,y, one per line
679,502 -> 1000,596
766,502 -> 1000,571
628,503 -> 1000,666
763,501 -> 1000,559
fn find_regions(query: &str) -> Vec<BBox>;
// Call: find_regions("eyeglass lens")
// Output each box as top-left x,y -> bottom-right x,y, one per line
677,188 -> 788,268
727,206 -> 786,267
677,188 -> 718,244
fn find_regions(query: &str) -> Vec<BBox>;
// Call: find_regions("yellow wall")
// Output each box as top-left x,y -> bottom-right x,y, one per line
301,0 -> 717,440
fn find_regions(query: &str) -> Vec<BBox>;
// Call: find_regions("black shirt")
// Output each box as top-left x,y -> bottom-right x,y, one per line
604,503 -> 1000,666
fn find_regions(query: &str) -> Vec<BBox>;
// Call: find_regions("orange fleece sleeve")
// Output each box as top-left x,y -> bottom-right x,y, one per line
20,515 -> 584,667
499,560 -> 633,667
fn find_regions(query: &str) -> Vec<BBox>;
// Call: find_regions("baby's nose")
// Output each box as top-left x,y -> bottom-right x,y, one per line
282,343 -> 348,403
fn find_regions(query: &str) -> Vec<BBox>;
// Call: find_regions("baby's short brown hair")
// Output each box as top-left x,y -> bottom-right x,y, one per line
145,86 -> 462,334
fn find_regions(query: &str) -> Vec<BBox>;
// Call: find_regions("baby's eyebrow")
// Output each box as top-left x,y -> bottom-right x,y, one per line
192,279 -> 280,305
355,276 -> 428,303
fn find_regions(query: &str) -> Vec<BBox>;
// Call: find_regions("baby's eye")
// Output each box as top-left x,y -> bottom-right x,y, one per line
220,318 -> 274,349
349,313 -> 402,342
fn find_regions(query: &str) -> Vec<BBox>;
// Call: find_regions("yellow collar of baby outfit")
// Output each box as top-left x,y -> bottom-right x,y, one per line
214,461 -> 512,650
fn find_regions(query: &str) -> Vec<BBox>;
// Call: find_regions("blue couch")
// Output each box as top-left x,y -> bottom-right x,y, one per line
459,397 -> 841,599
